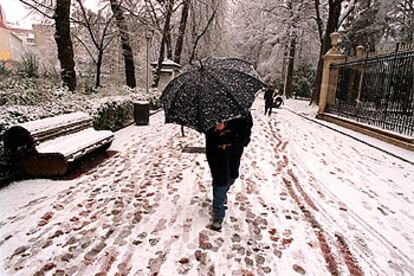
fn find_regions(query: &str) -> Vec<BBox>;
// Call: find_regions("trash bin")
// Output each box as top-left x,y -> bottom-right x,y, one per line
133,101 -> 150,125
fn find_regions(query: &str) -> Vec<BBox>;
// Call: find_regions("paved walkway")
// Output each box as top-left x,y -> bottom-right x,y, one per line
0,100 -> 413,275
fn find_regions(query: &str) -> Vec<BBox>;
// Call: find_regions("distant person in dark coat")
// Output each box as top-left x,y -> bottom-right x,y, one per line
264,87 -> 275,116
205,112 -> 253,231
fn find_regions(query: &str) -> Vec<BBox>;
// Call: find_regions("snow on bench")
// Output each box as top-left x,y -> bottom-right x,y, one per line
36,128 -> 114,162
3,112 -> 114,176
18,112 -> 93,143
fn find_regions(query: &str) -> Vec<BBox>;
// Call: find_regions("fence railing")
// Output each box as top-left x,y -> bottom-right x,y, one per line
325,45 -> 414,136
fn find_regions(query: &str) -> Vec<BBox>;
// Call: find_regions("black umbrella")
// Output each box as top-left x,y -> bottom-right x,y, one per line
182,56 -> 259,77
161,66 -> 265,133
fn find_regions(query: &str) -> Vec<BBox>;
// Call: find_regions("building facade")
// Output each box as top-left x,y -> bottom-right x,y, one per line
0,4 -> 35,65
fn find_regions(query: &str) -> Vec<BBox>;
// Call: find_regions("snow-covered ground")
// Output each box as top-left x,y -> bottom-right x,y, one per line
284,99 -> 413,163
0,99 -> 413,275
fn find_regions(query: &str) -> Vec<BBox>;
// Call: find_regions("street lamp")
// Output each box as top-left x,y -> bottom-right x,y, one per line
145,30 -> 153,94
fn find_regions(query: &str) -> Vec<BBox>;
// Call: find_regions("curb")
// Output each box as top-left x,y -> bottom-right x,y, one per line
283,107 -> 414,166
150,108 -> 163,116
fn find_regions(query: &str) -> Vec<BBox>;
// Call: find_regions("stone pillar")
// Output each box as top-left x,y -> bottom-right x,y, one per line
158,70 -> 174,90
327,68 -> 339,105
151,59 -> 181,91
318,32 -> 346,115
356,45 -> 365,58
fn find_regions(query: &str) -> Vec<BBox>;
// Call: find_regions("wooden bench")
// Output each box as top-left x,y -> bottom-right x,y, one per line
3,112 -> 114,176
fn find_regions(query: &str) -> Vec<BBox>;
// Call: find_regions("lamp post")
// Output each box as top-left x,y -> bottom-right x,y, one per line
145,30 -> 153,94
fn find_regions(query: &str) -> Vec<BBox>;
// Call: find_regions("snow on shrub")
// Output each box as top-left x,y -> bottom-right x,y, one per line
92,97 -> 134,131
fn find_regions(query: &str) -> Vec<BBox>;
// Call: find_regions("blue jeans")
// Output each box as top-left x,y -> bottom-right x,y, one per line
207,149 -> 243,220
213,178 -> 236,220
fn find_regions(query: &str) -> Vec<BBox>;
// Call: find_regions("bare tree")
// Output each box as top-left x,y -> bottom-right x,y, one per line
230,0 -> 319,94
310,0 -> 350,104
110,0 -> 137,88
19,0 -> 77,91
382,0 -> 414,44
73,0 -> 117,88
173,0 -> 190,64
188,0 -> 218,64
283,0 -> 301,99
54,0 -> 77,91
166,32 -> 173,60
152,0 -> 174,87
283,1 -> 315,98
284,38 -> 296,98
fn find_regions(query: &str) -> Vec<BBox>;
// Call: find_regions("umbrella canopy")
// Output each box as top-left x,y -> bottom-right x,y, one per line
161,66 -> 265,133
182,56 -> 258,77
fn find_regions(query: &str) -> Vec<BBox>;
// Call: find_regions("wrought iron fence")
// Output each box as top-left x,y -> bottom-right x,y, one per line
326,45 -> 414,136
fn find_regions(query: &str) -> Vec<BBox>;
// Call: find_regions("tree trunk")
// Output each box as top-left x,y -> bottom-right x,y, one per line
96,51 -> 104,88
284,38 -> 296,99
189,10 -> 217,64
281,43 -> 289,87
152,0 -> 174,88
310,0 -> 343,104
166,33 -> 173,60
311,57 -> 324,104
174,0 -> 190,64
54,0 -> 76,91
314,0 -> 324,45
110,0 -> 136,88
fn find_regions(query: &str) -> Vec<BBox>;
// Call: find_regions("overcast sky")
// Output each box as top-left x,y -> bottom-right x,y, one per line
0,0 -> 99,29
0,0 -> 34,28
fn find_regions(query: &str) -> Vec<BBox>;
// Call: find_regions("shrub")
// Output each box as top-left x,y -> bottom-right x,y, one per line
0,77 -> 61,106
14,52 -> 40,78
93,97 -> 134,131
0,62 -> 11,78
292,63 -> 315,99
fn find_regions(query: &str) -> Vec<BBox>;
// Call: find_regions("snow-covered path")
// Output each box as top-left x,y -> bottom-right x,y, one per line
0,100 -> 413,276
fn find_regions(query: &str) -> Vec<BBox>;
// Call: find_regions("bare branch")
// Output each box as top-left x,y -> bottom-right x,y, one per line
189,8 -> 217,63
72,32 -> 97,63
103,33 -> 117,50
338,0 -> 356,27
19,0 -> 54,19
99,11 -> 117,48
74,0 -> 100,48
144,0 -> 162,31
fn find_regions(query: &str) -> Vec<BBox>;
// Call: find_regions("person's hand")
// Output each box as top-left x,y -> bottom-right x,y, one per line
215,122 -> 226,131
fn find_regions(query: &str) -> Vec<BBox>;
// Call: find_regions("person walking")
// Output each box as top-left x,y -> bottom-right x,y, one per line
205,112 -> 253,231
264,87 -> 275,116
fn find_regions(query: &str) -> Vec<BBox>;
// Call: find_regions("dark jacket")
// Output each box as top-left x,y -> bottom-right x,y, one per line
264,88 -> 274,106
205,113 -> 253,186
205,113 -> 253,156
